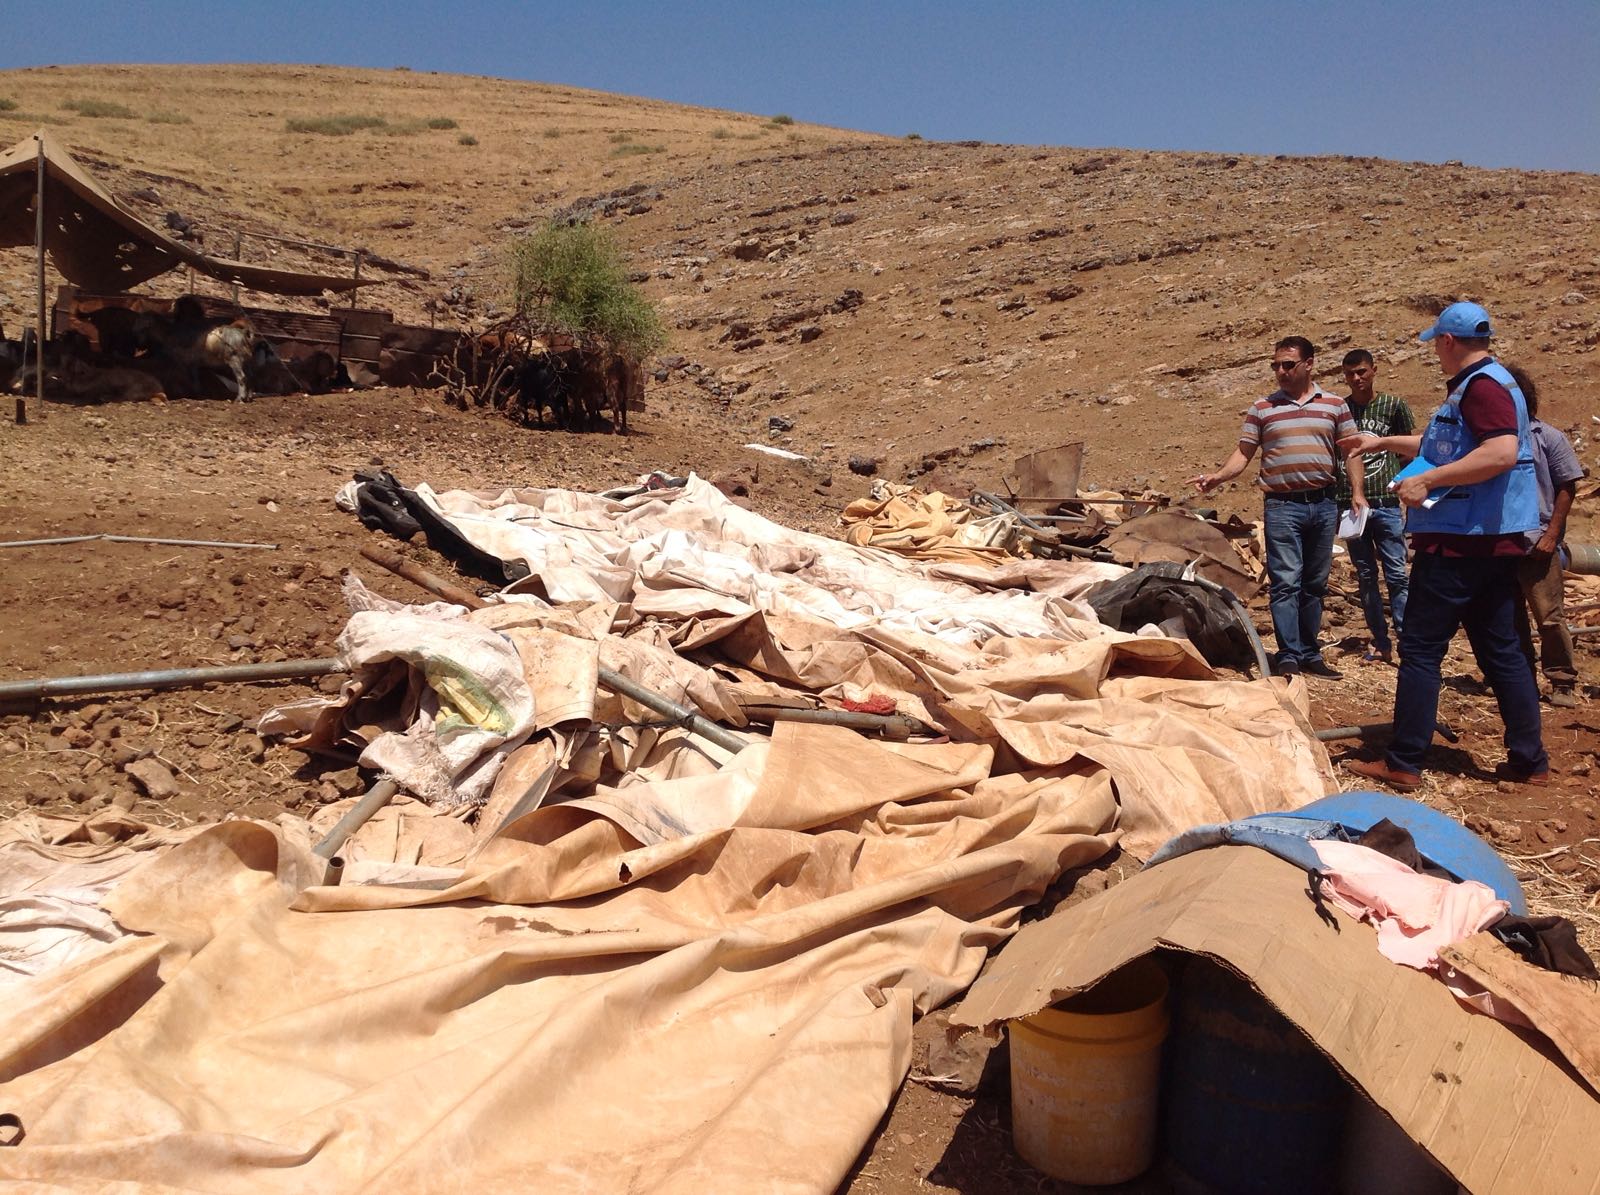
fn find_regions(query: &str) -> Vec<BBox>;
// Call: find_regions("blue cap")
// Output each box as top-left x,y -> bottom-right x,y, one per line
1419,301 -> 1493,342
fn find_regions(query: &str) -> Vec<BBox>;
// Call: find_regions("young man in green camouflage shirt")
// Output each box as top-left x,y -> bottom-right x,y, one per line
1334,350 -> 1415,663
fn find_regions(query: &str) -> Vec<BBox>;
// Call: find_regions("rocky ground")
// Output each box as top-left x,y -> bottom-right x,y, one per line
2,63 -> 1599,1193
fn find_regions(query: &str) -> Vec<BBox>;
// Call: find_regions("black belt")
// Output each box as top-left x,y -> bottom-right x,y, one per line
1266,486 -> 1333,503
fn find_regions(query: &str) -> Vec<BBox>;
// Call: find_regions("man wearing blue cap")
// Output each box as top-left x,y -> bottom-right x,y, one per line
1341,301 -> 1549,789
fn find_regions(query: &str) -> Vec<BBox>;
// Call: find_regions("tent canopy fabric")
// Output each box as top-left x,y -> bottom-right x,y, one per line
0,130 -> 366,297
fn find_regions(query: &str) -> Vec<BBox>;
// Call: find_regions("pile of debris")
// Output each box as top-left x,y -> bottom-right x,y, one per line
0,466 -> 1333,1190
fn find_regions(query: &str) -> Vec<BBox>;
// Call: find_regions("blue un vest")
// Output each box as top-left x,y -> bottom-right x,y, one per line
1405,359 -> 1540,536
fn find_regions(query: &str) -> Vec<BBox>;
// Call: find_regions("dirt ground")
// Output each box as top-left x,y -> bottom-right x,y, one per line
2,61 -> 1598,1193
3,389 -> 1597,1194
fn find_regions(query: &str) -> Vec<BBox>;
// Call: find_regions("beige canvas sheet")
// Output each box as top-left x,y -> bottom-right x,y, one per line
839,482 -> 1018,566
295,476 -> 1333,854
0,474 -> 1347,1190
0,130 -> 365,295
0,724 -> 1120,1192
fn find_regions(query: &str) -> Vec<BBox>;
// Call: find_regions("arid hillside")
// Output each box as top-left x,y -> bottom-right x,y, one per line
0,63 -> 1596,517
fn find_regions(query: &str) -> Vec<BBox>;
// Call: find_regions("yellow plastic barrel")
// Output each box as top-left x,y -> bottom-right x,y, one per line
1008,958 -> 1169,1185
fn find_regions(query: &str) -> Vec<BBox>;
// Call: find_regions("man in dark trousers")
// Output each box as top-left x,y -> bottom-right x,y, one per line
1335,349 -> 1414,664
1505,366 -> 1586,708
1191,336 -> 1363,677
1343,302 -> 1549,789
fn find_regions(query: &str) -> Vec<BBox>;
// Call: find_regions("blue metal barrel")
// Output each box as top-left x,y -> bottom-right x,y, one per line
1162,958 -> 1347,1193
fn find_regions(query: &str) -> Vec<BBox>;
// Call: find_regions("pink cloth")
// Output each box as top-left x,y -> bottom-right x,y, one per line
1310,839 -> 1509,970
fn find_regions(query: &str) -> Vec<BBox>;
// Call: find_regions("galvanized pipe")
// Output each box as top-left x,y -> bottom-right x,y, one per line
596,665 -> 751,755
1566,543 -> 1600,578
313,779 -> 400,860
0,658 -> 342,702
0,534 -> 279,550
1317,721 -> 1459,744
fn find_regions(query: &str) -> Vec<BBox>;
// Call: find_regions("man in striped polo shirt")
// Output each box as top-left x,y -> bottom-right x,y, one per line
1191,336 -> 1363,677
1335,350 -> 1414,664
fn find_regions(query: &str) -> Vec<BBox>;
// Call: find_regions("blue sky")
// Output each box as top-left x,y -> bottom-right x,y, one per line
3,1 -> 1596,172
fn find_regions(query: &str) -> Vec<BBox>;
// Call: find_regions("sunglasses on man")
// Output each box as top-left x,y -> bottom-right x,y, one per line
1270,359 -> 1307,371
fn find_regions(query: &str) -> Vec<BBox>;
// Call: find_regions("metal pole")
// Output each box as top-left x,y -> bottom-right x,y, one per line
596,666 -> 751,755
1317,721 -> 1459,744
0,534 -> 98,549
231,233 -> 242,307
1167,571 -> 1275,679
739,705 -> 931,740
24,133 -> 45,425
0,534 -> 278,550
313,779 -> 400,860
349,251 -> 362,310
0,658 -> 342,702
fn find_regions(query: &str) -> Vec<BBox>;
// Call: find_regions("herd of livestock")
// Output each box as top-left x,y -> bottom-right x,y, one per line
0,297 -> 640,431
2,296 -> 337,405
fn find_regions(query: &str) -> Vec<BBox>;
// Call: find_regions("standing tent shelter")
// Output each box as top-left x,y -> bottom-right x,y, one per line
0,129 -> 370,420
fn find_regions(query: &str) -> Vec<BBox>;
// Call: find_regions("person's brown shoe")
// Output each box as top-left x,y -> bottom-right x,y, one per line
1343,758 -> 1422,791
1548,688 -> 1580,709
1492,762 -> 1551,786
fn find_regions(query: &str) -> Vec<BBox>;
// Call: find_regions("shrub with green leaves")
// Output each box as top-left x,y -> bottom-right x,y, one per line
426,116 -> 458,129
458,133 -> 478,146
0,98 -> 18,112
769,113 -> 795,126
62,98 -> 135,119
610,142 -> 664,157
509,220 -> 665,362
285,114 -> 386,136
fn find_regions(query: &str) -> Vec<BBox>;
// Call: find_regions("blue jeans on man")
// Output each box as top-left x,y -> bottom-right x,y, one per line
1263,494 -> 1337,669
1344,505 -> 1409,656
1387,553 -> 1547,776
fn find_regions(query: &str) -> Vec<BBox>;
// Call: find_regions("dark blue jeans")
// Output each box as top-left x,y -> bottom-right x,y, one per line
1263,495 -> 1336,666
1388,552 -> 1547,776
1345,505 -> 1409,655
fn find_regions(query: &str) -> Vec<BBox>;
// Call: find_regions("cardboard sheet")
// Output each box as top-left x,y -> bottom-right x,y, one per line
952,847 -> 1600,1194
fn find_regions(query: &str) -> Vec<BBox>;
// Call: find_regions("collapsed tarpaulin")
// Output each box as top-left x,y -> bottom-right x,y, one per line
0,724 -> 1122,1192
839,481 -> 1017,566
294,474 -> 1336,852
0,471 -> 1350,1190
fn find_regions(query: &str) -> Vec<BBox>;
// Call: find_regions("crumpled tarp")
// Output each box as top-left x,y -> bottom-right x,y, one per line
0,725 -> 1122,1192
271,475 -> 1333,852
839,481 -> 1017,566
0,475 -> 1340,1193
